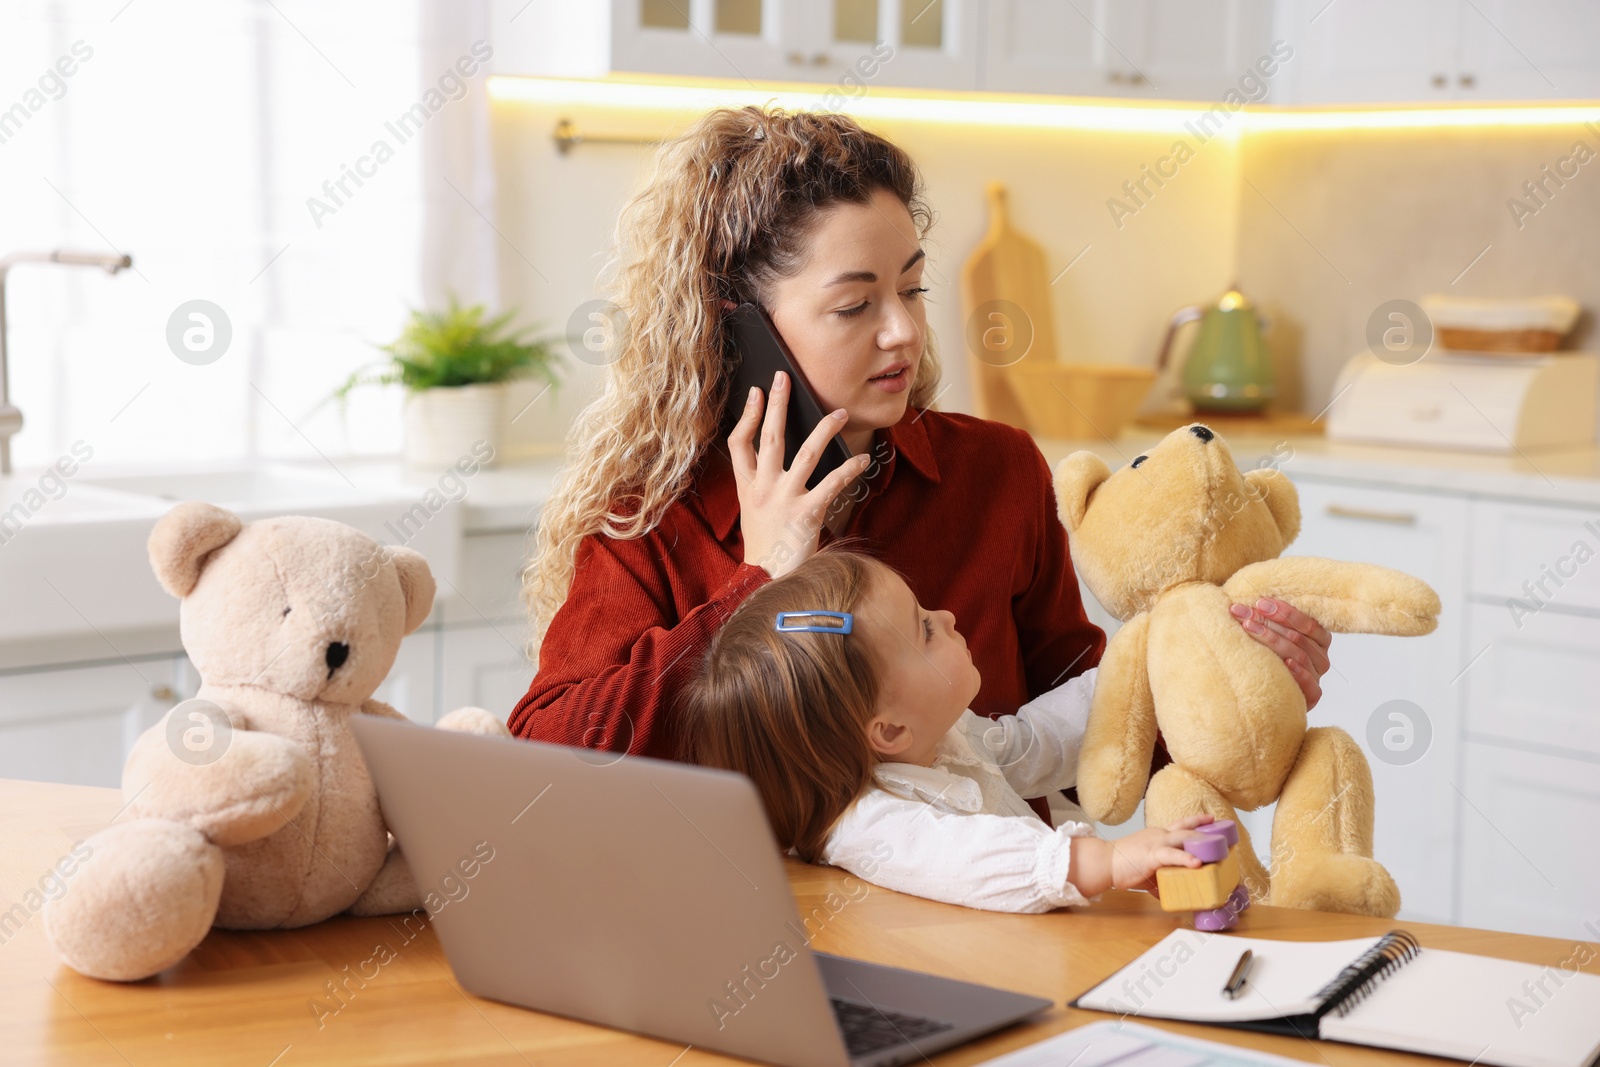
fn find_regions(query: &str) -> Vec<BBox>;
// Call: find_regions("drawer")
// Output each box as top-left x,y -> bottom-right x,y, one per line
1468,499 -> 1600,613
1459,741 -> 1600,939
1464,603 -> 1600,757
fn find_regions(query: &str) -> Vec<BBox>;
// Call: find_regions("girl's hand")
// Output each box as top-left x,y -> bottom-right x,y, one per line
729,370 -> 872,580
1068,813 -> 1216,898
1231,597 -> 1332,711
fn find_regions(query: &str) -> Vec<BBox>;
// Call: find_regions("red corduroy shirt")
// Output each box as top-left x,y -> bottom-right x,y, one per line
507,404 -> 1108,824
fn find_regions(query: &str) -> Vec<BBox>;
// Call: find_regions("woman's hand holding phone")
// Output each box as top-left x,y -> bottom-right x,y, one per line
729,370 -> 872,580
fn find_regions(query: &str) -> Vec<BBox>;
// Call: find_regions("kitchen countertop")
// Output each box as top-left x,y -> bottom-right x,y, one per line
279,430 -> 1600,533
1032,431 -> 1600,509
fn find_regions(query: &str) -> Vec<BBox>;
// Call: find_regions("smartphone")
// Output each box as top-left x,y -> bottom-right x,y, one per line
722,301 -> 855,492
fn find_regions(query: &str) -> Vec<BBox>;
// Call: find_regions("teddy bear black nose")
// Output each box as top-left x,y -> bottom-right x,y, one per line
325,642 -> 349,676
1189,424 -> 1215,442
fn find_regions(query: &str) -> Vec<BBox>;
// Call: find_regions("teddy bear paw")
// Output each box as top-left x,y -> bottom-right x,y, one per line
43,819 -> 225,982
1269,850 -> 1401,918
435,706 -> 512,738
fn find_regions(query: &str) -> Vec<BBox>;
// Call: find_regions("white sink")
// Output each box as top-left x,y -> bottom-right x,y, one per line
0,462 -> 461,645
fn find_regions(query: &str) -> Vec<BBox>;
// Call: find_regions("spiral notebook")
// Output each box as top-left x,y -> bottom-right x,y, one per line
1070,930 -> 1600,1067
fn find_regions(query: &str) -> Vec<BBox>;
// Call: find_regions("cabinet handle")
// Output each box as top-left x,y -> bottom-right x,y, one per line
150,685 -> 175,701
1459,73 -> 1476,88
811,51 -> 830,65
1432,73 -> 1448,88
785,50 -> 805,64
1326,504 -> 1417,526
1108,71 -> 1125,82
1128,72 -> 1146,85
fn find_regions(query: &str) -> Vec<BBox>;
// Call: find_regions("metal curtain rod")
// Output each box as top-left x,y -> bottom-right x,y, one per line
553,118 -> 666,154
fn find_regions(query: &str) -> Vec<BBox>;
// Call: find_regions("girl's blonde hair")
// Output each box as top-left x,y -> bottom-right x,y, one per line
520,104 -> 943,657
677,544 -> 900,862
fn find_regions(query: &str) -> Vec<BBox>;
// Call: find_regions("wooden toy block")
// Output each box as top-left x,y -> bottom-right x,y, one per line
1154,819 -> 1251,930
1156,847 -> 1240,911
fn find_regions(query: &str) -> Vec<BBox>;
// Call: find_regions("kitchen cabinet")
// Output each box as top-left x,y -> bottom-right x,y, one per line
371,626 -> 441,725
0,656 -> 183,788
1281,0 -> 1600,103
984,0 -> 1275,101
1274,479 -> 1468,926
494,0 -> 981,91
439,624 -> 538,722
1458,742 -> 1600,943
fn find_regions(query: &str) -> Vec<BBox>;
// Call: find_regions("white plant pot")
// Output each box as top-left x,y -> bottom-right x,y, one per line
402,383 -> 504,469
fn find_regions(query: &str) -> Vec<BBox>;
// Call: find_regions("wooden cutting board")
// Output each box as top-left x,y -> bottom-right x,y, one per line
959,181 -> 1058,431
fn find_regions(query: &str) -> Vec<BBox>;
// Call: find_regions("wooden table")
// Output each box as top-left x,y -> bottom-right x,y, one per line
3,778 -> 1590,1066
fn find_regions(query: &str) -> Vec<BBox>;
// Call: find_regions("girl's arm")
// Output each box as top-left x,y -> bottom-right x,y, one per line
507,528 -> 770,758
963,667 -> 1098,799
818,786 -> 1103,914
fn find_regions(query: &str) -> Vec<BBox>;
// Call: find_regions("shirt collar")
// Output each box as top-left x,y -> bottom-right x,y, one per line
696,404 -> 942,543
871,726 -> 989,813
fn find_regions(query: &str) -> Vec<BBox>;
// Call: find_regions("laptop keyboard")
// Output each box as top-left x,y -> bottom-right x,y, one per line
830,997 -> 954,1057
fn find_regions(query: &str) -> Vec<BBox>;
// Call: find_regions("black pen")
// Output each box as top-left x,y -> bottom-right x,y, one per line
1222,949 -> 1254,999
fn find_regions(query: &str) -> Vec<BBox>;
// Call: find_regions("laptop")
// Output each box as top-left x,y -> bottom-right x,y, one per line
348,715 -> 1053,1067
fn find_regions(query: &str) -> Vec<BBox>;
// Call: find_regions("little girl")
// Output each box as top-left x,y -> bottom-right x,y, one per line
678,545 -> 1215,914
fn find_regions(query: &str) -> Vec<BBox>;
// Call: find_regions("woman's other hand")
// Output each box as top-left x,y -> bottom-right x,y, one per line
729,370 -> 871,579
1231,597 -> 1333,710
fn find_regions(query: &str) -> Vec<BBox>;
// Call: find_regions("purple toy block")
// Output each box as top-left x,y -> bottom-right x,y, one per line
1183,833 -> 1228,863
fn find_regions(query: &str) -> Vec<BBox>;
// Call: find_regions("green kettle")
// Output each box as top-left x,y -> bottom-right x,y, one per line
1156,286 -> 1274,414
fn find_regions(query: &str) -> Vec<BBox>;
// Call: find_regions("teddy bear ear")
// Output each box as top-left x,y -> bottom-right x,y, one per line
1244,468 -> 1302,544
1053,451 -> 1112,531
387,546 -> 436,634
147,501 -> 244,598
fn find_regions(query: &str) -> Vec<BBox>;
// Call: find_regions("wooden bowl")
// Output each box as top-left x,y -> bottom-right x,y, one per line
1004,362 -> 1157,441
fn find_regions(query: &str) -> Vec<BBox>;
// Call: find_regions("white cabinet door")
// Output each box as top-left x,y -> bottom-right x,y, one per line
1281,0 -> 1462,103
985,0 -> 1273,99
0,658 -> 182,788
1462,602 -> 1600,760
1467,498 -> 1600,616
1111,0 -> 1276,101
1272,478 -> 1469,925
982,0 -> 1123,95
439,624 -> 537,723
1459,741 -> 1600,939
610,0 -> 810,82
1456,0 -> 1600,100
371,628 -> 440,725
805,0 -> 979,90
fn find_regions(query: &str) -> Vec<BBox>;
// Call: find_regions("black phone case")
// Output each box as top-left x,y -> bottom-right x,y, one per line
722,301 -> 855,492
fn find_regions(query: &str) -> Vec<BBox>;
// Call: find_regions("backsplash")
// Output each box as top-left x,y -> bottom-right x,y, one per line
1237,122 -> 1600,420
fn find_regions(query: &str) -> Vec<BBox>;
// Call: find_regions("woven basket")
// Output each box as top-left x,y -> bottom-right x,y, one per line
1437,326 -> 1565,354
1005,362 -> 1156,440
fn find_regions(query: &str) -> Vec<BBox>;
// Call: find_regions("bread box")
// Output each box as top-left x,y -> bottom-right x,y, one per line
1325,350 -> 1598,451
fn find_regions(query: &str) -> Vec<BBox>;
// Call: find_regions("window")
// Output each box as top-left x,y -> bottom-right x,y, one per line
0,0 -> 492,469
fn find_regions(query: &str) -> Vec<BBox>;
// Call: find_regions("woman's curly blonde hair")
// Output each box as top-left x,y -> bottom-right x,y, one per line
520,104 -> 944,657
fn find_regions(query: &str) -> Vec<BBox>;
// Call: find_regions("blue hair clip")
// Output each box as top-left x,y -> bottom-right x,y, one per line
775,610 -> 853,634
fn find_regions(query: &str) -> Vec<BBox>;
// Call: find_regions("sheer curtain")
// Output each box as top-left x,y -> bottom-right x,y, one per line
0,0 -> 497,471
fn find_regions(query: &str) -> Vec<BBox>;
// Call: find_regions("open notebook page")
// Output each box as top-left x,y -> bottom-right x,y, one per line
1323,948 -> 1600,1067
1074,930 -> 1386,1023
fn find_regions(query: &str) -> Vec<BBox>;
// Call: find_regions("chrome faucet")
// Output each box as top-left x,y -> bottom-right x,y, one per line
0,250 -> 134,475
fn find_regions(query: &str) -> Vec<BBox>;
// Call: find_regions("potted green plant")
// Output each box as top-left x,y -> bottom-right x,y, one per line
328,297 -> 565,468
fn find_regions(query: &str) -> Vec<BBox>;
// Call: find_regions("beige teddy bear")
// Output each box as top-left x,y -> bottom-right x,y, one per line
43,501 -> 511,981
1054,424 -> 1440,917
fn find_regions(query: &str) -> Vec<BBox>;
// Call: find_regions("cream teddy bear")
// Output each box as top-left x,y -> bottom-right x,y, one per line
1054,425 -> 1441,917
43,501 -> 510,981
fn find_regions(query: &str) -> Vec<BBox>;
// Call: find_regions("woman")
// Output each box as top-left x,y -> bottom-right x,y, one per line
509,104 -> 1331,823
